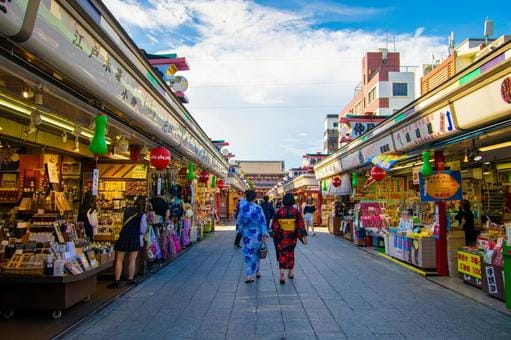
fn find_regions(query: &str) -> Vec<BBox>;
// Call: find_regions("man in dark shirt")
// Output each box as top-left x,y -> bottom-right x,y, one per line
460,199 -> 477,246
260,195 -> 275,229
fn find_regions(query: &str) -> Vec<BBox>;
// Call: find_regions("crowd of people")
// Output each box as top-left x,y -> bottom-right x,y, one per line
234,191 -> 313,284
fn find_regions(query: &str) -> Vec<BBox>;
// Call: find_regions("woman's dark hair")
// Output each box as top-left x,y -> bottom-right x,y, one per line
461,199 -> 471,211
245,190 -> 257,202
79,191 -> 95,215
263,195 -> 270,202
135,196 -> 147,213
283,193 -> 295,207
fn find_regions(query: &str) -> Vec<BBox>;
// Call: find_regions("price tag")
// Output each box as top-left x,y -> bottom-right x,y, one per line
92,169 -> 99,196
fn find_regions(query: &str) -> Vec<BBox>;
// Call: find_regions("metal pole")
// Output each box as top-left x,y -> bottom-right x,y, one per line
435,150 -> 449,276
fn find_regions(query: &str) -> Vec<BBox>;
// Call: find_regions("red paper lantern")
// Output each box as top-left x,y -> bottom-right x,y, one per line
199,170 -> 210,183
332,176 -> 341,188
150,147 -> 171,170
370,166 -> 386,182
217,179 -> 225,190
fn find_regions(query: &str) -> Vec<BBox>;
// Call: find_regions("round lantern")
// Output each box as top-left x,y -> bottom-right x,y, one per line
217,179 -> 225,190
332,176 -> 341,188
199,170 -> 209,184
150,146 -> 171,170
370,166 -> 386,182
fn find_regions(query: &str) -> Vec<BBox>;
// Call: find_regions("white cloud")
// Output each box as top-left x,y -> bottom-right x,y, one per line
105,0 -> 448,168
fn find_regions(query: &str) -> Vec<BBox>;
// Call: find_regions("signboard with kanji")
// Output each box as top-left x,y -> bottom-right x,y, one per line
457,251 -> 482,279
419,171 -> 462,202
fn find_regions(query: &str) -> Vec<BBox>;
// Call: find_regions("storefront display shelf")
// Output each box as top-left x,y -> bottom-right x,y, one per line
0,262 -> 113,319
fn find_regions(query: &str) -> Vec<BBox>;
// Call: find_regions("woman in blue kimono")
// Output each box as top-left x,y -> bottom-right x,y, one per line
237,190 -> 269,283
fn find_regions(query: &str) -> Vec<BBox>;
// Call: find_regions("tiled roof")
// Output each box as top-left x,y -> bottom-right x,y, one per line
237,161 -> 285,174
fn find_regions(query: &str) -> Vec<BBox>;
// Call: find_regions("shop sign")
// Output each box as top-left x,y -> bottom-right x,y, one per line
485,266 -> 498,294
419,171 -> 462,202
92,169 -> 99,196
131,165 -> 148,179
412,167 -> 421,185
360,135 -> 395,162
17,1 -> 226,176
341,150 -> 364,171
454,74 -> 511,129
46,162 -> 59,184
327,173 -> 351,196
393,106 -> 456,152
458,251 -> 482,279
315,159 -> 342,180
0,0 -> 29,37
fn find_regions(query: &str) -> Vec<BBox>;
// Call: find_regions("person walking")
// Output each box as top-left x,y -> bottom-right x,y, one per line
260,195 -> 275,229
234,198 -> 242,248
303,198 -> 317,236
108,196 -> 148,288
237,190 -> 269,283
77,191 -> 98,241
272,193 -> 308,284
459,199 -> 477,246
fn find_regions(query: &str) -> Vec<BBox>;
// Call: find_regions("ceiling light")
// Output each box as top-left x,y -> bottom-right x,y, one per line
0,98 -> 31,114
473,154 -> 483,162
62,132 -> 68,143
463,150 -> 469,163
479,141 -> 511,152
41,115 -> 74,131
22,87 -> 34,99
73,139 -> 80,152
483,161 -> 491,165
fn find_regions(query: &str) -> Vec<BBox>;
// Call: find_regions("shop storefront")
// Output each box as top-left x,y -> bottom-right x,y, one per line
314,38 -> 511,303
223,173 -> 249,220
282,174 -> 320,224
0,0 -> 227,324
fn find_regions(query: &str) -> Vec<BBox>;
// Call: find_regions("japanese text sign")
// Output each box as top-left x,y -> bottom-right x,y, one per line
419,171 -> 462,202
458,251 -> 482,279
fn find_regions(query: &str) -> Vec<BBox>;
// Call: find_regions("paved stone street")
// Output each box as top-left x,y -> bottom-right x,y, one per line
67,227 -> 511,339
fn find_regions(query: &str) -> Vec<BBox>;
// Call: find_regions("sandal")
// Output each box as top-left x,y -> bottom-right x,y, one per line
279,279 -> 286,284
288,275 -> 294,279
245,278 -> 255,283
256,274 -> 261,279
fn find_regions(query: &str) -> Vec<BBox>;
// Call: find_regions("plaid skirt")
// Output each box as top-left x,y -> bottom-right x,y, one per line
115,227 -> 141,252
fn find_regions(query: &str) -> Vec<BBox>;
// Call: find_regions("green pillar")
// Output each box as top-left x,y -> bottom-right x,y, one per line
504,240 -> 511,309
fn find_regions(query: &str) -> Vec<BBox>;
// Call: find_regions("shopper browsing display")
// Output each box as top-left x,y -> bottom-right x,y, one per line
108,196 -> 148,288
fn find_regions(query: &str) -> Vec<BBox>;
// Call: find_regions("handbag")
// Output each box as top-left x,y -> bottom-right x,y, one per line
258,242 -> 268,259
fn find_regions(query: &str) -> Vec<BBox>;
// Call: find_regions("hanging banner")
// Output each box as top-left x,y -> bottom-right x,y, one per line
92,169 -> 99,196
327,173 -> 352,196
369,154 -> 412,172
419,171 -> 462,202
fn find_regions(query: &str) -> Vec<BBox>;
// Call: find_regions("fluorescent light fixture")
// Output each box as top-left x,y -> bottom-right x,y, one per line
40,115 -> 74,131
479,141 -> 511,152
0,99 -> 31,114
80,130 -> 94,138
473,154 -> 483,162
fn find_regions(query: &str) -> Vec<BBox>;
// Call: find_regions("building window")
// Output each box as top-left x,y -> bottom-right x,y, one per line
333,122 -> 338,128
393,83 -> 408,96
368,87 -> 376,104
354,100 -> 363,114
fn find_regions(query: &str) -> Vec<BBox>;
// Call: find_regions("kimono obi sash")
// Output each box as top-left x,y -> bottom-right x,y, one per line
278,219 -> 296,231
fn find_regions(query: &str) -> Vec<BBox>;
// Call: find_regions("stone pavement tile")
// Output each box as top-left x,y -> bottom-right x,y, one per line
339,324 -> 374,339
316,332 -> 348,339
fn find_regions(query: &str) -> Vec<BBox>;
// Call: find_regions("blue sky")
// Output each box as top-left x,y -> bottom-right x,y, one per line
105,0 -> 511,168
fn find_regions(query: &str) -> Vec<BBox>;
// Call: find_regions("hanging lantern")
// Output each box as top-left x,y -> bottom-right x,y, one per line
88,114 -> 108,156
199,170 -> 209,183
217,179 -> 225,190
186,162 -> 195,180
332,176 -> 341,188
370,166 -> 386,182
420,151 -> 433,177
211,175 -> 217,188
150,146 -> 171,170
322,180 -> 328,192
130,145 -> 142,162
351,173 -> 359,187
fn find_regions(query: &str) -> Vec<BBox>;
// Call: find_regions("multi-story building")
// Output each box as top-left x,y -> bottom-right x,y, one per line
338,49 -> 416,145
236,161 -> 286,198
323,114 -> 339,154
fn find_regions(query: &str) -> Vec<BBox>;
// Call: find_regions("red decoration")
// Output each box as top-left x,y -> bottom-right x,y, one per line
199,170 -> 210,183
332,176 -> 341,188
150,147 -> 171,170
217,179 -> 225,190
370,166 -> 386,182
130,145 -> 142,162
